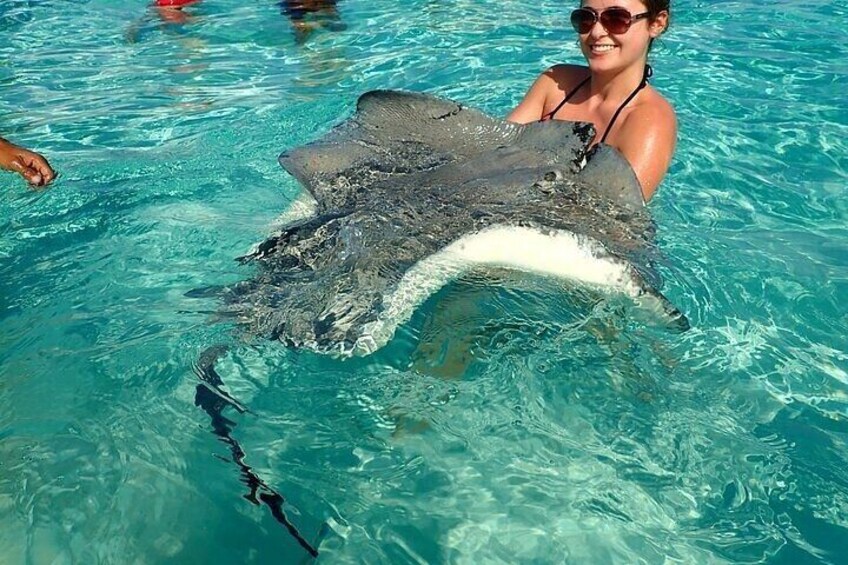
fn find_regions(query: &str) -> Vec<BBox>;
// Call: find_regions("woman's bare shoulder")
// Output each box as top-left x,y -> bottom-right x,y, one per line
615,87 -> 677,199
508,64 -> 590,124
542,64 -> 590,88
627,87 -> 677,138
643,87 -> 676,117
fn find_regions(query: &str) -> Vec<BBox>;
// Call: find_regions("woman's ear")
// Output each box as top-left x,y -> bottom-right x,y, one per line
649,11 -> 669,38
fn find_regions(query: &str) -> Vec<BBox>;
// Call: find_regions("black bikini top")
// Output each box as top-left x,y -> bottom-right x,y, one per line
540,65 -> 653,144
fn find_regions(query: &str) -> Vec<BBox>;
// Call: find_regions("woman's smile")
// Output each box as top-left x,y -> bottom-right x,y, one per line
589,43 -> 617,55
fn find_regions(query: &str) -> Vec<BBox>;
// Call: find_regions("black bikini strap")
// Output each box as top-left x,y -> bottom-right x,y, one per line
598,64 -> 652,144
541,75 -> 590,121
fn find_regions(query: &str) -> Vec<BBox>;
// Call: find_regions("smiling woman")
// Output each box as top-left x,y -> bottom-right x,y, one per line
507,0 -> 674,200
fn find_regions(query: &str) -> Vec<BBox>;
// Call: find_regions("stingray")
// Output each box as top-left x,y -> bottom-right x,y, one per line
206,90 -> 689,356
188,90 -> 690,554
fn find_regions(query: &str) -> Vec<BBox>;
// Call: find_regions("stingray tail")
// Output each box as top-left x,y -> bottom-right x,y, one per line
193,346 -> 320,557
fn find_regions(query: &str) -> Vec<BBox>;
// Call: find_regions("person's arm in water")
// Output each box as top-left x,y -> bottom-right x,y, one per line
0,137 -> 56,188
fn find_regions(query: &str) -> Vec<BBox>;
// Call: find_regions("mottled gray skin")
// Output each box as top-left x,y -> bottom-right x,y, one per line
221,91 -> 685,354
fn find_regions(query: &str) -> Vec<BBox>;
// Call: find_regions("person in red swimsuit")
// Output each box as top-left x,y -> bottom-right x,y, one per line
0,137 -> 55,188
508,0 -> 675,201
154,0 -> 201,8
153,0 -> 201,24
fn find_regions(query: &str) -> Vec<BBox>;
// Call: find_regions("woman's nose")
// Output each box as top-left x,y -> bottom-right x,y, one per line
587,18 -> 609,38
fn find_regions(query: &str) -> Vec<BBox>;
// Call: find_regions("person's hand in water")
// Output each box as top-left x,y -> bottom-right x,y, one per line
0,137 -> 56,188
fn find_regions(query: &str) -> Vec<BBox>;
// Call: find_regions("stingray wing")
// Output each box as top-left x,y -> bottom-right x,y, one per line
577,143 -> 646,211
278,90 -> 594,211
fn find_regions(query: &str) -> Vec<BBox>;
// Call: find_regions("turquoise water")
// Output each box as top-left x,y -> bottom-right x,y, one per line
2,0 -> 847,562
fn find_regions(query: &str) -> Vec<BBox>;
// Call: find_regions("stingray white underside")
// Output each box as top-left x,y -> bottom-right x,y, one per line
340,225 -> 653,357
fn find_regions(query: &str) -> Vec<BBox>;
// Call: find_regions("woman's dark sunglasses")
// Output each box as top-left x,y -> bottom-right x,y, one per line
570,7 -> 650,35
